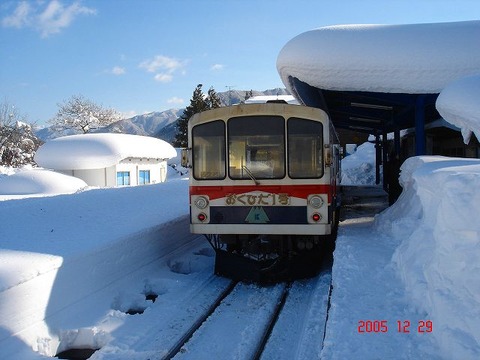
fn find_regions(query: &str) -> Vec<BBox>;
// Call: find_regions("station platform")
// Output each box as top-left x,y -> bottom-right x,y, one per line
339,185 -> 390,221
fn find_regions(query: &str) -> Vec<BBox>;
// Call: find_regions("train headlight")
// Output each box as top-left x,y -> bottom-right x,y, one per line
194,196 -> 209,209
308,195 -> 324,209
191,195 -> 210,224
312,213 -> 322,222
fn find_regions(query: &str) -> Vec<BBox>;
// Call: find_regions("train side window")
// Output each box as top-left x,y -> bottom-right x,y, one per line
288,118 -> 324,178
192,120 -> 226,180
228,116 -> 285,180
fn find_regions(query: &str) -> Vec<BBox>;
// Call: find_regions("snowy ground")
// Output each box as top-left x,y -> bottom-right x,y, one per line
1,150 -> 479,359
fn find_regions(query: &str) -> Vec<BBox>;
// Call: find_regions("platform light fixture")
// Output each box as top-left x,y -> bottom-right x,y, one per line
350,102 -> 393,111
349,116 -> 382,124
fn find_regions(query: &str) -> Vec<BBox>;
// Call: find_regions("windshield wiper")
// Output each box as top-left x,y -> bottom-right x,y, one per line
242,165 -> 259,186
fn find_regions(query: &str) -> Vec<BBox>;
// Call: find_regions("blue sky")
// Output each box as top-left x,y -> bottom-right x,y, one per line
1,0 -> 479,126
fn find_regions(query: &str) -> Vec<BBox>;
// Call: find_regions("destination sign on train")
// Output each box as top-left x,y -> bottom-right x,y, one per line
225,192 -> 290,206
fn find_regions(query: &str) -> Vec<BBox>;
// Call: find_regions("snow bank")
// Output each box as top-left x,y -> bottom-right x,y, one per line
35,133 -> 177,170
0,166 -> 17,176
277,21 -> 480,94
436,74 -> 480,144
0,179 -> 190,357
340,142 -> 377,185
376,156 -> 480,359
0,169 -> 87,199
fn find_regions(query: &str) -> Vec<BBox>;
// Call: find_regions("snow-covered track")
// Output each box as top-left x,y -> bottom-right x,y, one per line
162,279 -> 238,359
171,281 -> 289,359
252,282 -> 292,360
164,269 -> 333,360
260,271 -> 333,359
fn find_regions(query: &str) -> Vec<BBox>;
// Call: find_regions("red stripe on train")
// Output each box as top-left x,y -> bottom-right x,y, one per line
190,184 -> 334,202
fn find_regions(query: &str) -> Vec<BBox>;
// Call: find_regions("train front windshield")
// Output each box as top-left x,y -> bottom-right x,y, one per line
192,116 -> 324,181
229,116 -> 285,179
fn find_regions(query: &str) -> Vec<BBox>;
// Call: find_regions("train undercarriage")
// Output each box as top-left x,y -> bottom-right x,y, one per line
205,233 -> 336,283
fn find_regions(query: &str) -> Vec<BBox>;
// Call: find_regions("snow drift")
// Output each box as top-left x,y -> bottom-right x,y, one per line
376,156 -> 480,359
340,142 -> 377,185
436,74 -> 480,144
0,169 -> 87,199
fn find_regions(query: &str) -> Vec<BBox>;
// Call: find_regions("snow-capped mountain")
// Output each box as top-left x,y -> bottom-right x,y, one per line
99,108 -> 183,137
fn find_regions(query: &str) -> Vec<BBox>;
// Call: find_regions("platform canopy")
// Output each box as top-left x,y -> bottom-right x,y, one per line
277,21 -> 480,141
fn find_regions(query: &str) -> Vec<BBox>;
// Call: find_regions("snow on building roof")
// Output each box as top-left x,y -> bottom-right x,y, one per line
277,21 -> 480,94
436,74 -> 480,144
35,133 -> 177,170
0,169 -> 87,197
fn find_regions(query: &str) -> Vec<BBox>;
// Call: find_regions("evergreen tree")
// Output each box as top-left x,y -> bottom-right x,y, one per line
173,84 -> 221,147
206,86 -> 222,109
244,89 -> 254,103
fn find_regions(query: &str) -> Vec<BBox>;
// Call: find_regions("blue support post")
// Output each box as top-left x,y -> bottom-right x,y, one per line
382,129 -> 388,191
375,134 -> 381,185
394,128 -> 401,156
415,95 -> 426,155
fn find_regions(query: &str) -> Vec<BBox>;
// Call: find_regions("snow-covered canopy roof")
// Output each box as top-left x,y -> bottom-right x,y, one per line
277,21 -> 480,94
35,133 -> 177,170
276,21 -> 480,137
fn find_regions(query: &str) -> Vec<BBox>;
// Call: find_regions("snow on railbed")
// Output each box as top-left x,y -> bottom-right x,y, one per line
376,156 -> 480,359
0,179 -> 193,358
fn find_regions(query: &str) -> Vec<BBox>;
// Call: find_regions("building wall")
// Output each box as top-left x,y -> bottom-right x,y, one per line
116,158 -> 168,186
57,158 -> 169,187
58,167 -> 114,187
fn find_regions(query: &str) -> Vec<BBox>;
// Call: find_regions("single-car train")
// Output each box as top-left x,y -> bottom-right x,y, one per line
182,102 -> 341,281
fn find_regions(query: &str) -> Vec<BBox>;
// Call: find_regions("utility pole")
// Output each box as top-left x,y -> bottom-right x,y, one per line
225,85 -> 235,106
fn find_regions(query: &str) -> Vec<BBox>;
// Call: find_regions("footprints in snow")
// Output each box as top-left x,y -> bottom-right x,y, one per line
55,247 -> 213,359
120,246 -> 214,315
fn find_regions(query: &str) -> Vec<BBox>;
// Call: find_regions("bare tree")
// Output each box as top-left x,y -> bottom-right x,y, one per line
49,95 -> 121,134
0,99 -> 41,167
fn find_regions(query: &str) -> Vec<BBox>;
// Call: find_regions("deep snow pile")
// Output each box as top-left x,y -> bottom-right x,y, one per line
376,156 -> 480,359
436,74 -> 480,144
1,151 -> 480,359
277,21 -> 480,94
340,142 -> 377,185
0,169 -> 87,199
322,186 -> 441,359
0,175 -> 190,358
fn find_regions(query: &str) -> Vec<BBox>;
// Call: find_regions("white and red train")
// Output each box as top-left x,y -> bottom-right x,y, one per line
183,102 -> 341,281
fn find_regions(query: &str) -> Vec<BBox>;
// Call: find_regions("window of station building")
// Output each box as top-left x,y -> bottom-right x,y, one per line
139,170 -> 150,184
287,118 -> 324,178
228,115 -> 285,179
192,120 -> 226,180
117,171 -> 130,186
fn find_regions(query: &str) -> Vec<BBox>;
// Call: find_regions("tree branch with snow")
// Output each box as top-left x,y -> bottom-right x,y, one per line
48,95 -> 122,135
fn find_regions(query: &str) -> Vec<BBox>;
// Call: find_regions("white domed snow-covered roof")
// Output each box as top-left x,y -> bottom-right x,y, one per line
0,169 -> 87,196
277,20 -> 480,94
35,133 -> 177,170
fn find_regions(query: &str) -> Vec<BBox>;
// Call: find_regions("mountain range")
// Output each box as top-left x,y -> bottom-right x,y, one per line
35,88 -> 290,144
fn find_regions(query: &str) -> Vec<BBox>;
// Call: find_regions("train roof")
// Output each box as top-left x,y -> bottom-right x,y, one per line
189,103 -> 328,128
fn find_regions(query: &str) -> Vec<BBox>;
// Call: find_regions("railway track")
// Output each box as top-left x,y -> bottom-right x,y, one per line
163,270 -> 333,360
